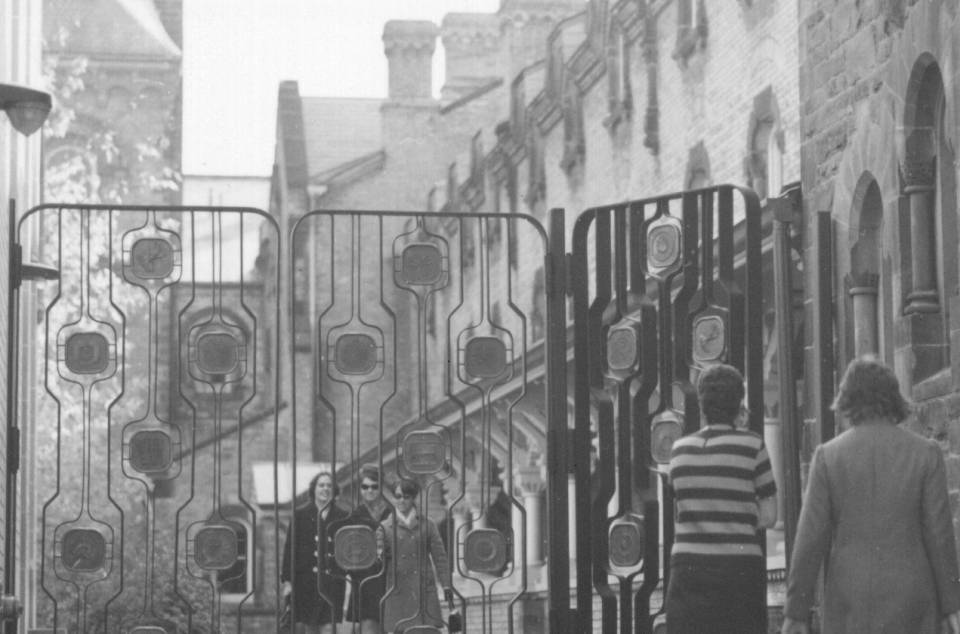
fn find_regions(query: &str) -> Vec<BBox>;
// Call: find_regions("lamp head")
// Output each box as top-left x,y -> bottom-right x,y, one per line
0,83 -> 52,137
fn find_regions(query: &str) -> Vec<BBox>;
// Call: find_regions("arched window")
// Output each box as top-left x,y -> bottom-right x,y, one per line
901,55 -> 953,382
847,174 -> 883,358
685,141 -> 711,190
745,87 -> 783,201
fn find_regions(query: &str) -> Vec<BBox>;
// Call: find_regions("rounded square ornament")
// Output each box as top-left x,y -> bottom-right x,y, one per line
194,525 -> 238,570
62,528 -> 107,572
333,525 -> 378,571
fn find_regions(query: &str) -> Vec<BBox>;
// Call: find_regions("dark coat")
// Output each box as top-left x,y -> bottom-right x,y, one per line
380,512 -> 452,632
344,501 -> 392,622
784,423 -> 960,633
281,502 -> 349,625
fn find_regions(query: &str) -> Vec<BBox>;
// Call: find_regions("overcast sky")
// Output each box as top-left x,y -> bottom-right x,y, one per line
182,0 -> 500,177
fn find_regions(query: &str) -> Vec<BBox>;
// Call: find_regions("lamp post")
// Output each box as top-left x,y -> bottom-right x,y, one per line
2,80 -> 51,634
0,82 -> 51,137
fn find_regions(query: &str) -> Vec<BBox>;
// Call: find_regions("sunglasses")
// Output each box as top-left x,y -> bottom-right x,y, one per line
397,493 -> 415,500
360,484 -> 379,491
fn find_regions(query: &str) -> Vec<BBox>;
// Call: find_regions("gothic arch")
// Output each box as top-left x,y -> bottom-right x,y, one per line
684,141 -> 711,189
899,54 -> 953,381
744,86 -> 783,200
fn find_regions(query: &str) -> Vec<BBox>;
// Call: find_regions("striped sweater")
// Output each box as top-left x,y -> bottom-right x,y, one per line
668,425 -> 777,562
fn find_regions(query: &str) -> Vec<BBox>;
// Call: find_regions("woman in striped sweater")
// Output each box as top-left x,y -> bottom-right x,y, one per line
665,363 -> 778,634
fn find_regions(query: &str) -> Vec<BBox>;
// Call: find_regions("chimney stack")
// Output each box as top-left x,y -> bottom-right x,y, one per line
440,13 -> 502,100
383,20 -> 439,101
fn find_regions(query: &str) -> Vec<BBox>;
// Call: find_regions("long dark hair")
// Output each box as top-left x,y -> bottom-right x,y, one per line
307,471 -> 339,506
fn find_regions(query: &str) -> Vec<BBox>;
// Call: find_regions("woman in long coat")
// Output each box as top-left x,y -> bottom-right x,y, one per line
782,357 -> 960,634
345,465 -> 391,633
379,479 -> 452,633
281,472 -> 349,633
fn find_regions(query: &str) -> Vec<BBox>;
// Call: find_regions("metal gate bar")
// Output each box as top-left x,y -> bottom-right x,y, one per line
10,204 -> 282,634
289,209 -> 555,634
570,185 -> 763,633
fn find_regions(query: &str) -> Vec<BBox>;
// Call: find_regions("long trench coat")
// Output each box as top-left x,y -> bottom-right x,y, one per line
281,502 -> 349,624
379,513 -> 452,632
784,422 -> 960,633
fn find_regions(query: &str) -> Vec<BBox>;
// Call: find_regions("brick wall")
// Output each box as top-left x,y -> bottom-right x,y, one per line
797,0 -> 960,546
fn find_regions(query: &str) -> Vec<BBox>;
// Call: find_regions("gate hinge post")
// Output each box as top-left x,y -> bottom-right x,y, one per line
8,242 -> 21,291
0,583 -> 21,625
545,251 -> 568,299
10,243 -> 59,288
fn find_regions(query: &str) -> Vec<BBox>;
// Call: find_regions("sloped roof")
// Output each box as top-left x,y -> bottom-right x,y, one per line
44,0 -> 181,60
301,97 -> 383,183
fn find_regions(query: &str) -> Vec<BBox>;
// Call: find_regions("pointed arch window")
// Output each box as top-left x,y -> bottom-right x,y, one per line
900,55 -> 953,383
745,87 -> 783,201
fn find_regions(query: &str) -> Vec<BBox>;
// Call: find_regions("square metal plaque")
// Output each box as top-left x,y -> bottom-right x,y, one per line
464,337 -> 507,379
400,244 -> 443,285
129,430 -> 172,474
196,332 -> 239,374
131,238 -> 175,279
333,525 -> 378,571
65,332 -> 110,374
62,528 -> 106,572
334,333 -> 378,375
464,528 -> 507,574
194,525 -> 238,570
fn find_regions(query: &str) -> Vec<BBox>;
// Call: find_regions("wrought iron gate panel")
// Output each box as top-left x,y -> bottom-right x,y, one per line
289,210 -> 557,634
11,204 -> 282,633
570,186 -> 763,633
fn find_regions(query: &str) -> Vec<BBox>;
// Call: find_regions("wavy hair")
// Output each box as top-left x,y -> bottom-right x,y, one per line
831,356 -> 910,424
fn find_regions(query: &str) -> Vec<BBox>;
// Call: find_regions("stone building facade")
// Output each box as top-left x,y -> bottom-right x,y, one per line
269,0 -> 803,630
797,0 -> 960,568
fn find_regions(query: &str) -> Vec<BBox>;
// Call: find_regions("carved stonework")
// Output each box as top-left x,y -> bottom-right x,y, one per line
569,44 -> 605,93
846,272 -> 879,297
611,0 -> 644,43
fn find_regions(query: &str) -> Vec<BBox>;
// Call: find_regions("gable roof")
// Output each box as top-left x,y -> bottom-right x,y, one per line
44,0 -> 181,60
301,97 -> 383,183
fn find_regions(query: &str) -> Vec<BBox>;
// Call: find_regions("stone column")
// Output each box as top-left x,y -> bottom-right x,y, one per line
848,272 -> 879,356
517,467 -> 546,564
465,483 -> 487,530
903,129 -> 939,314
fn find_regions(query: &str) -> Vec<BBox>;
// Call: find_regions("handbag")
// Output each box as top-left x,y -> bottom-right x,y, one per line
446,591 -> 462,633
279,594 -> 293,632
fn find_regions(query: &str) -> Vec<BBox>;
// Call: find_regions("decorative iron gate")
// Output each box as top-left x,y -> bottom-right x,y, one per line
288,209 -> 565,634
5,188 -> 768,633
7,205 -> 282,633
568,185 -> 764,633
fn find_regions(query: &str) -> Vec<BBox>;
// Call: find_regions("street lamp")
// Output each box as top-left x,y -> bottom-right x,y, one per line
0,82 -> 51,136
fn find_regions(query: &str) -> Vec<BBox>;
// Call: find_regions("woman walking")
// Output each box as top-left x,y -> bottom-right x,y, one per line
346,465 -> 392,633
281,472 -> 349,633
379,478 -> 453,633
782,356 -> 960,634
665,363 -> 778,634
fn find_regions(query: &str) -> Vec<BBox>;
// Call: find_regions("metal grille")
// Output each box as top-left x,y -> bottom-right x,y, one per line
11,205 -> 281,633
569,186 -> 764,633
289,210 -> 556,633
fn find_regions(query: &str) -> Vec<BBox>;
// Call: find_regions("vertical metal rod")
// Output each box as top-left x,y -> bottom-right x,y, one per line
817,211 -> 836,444
545,207 -> 570,634
570,213 -> 594,633
4,200 -> 20,634
773,198 -> 802,565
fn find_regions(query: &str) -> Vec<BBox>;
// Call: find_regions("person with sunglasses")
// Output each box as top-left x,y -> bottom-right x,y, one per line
379,478 -> 452,633
345,465 -> 392,634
